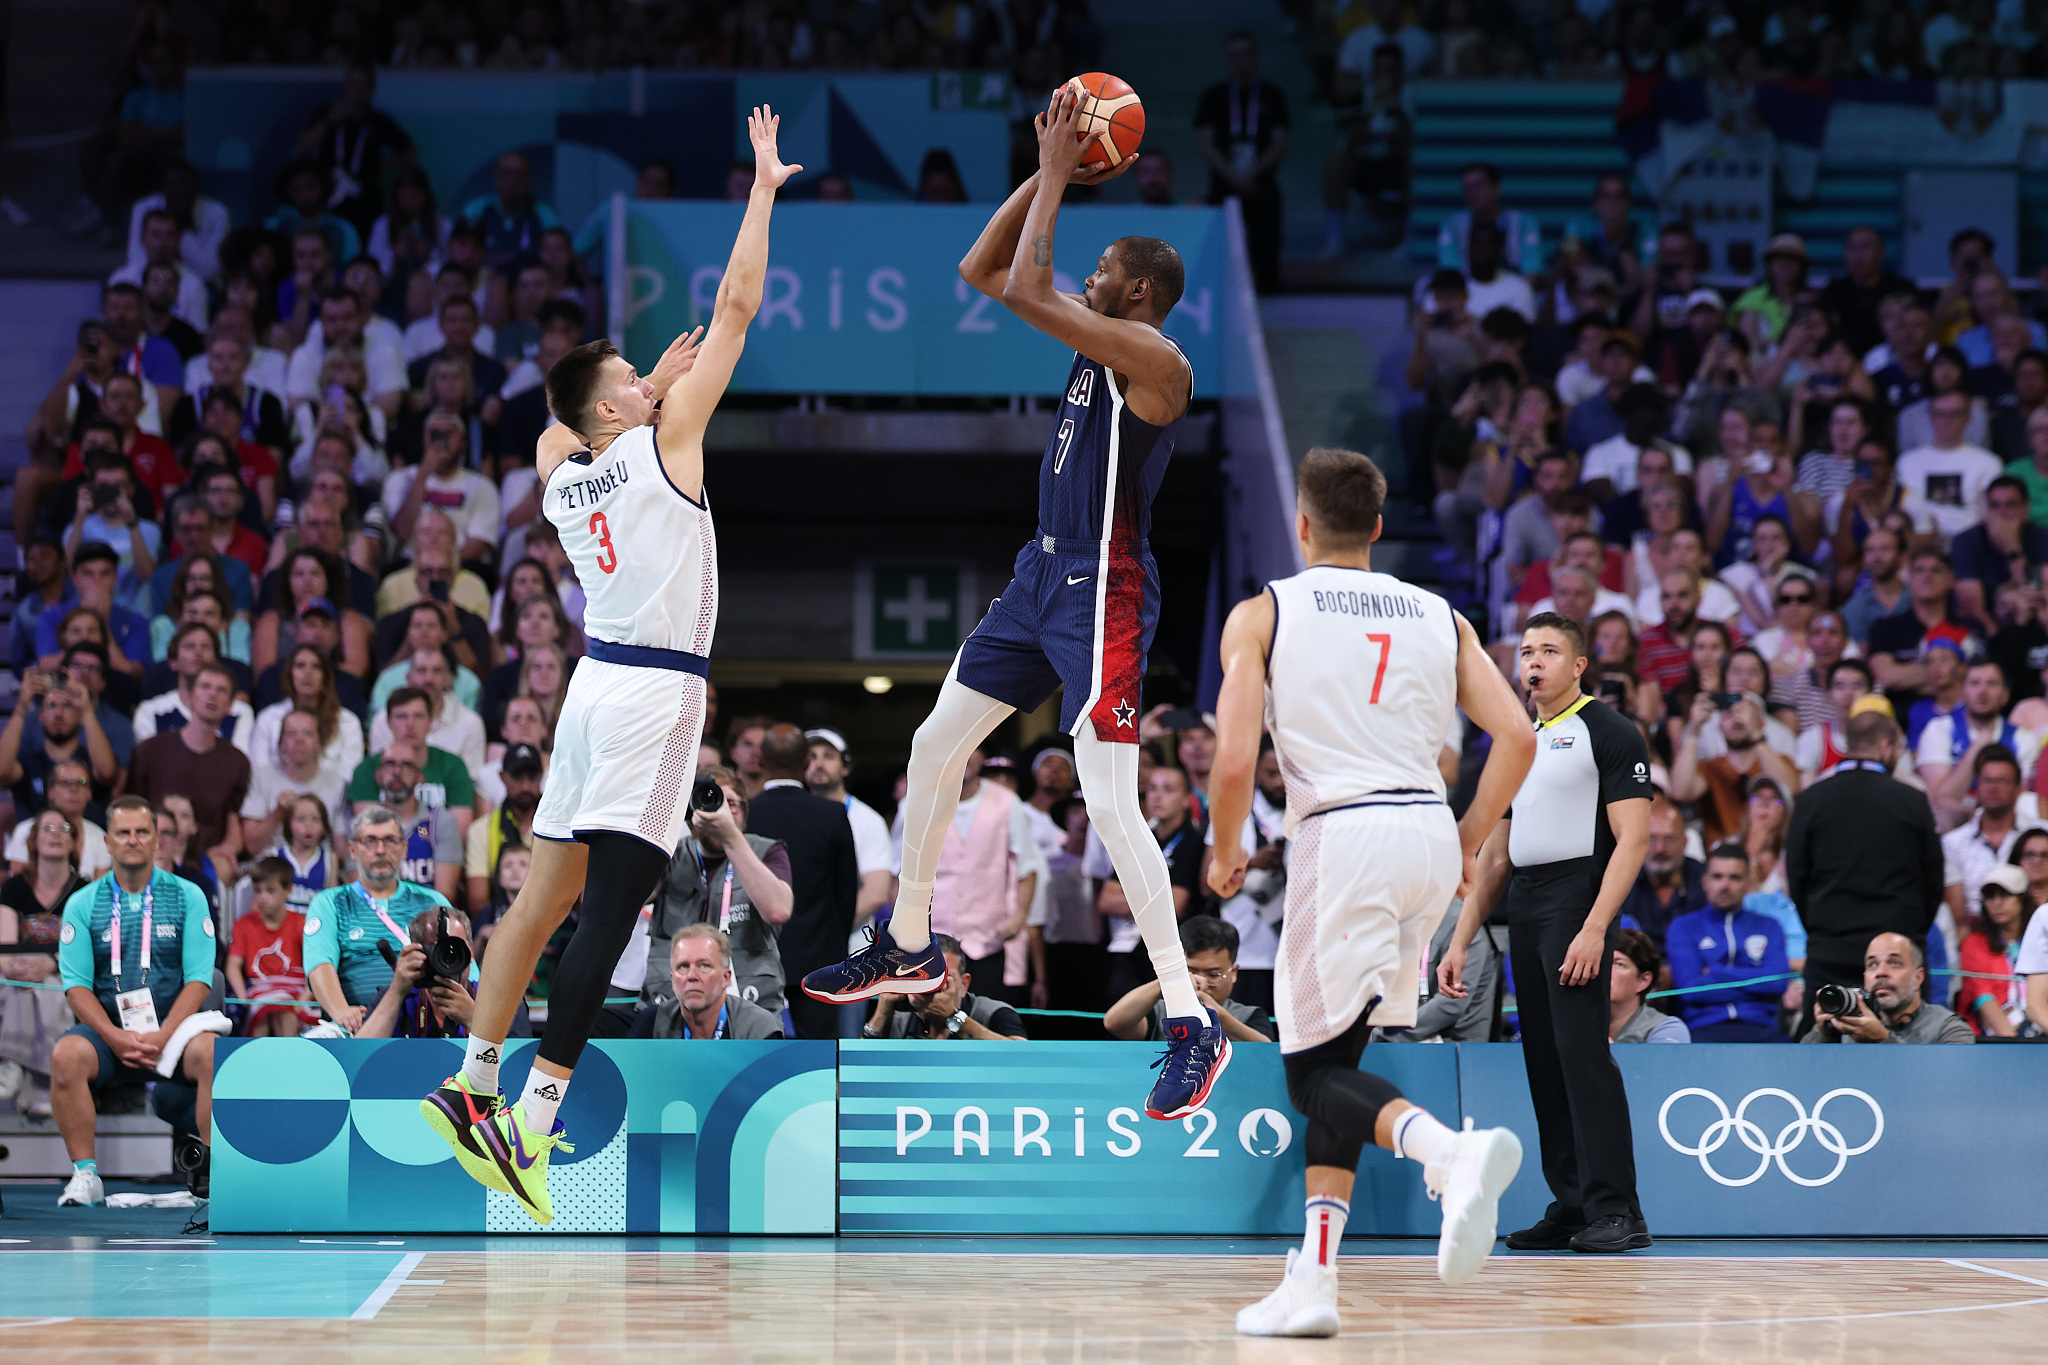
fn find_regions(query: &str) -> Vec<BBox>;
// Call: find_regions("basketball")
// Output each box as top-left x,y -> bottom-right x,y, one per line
1066,72 -> 1145,168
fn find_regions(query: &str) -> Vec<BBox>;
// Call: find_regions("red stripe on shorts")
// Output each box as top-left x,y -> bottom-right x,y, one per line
1086,542 -> 1146,743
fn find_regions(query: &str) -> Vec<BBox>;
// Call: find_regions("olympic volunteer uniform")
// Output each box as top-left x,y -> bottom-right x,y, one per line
1263,566 -> 1463,1048
956,342 -> 1189,743
56,869 -> 216,1087
535,423 -> 717,850
303,878 -> 456,1007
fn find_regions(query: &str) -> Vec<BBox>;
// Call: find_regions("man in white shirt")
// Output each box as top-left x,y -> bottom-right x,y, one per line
1918,660 -> 2042,822
383,411 -> 502,565
286,288 -> 408,417
368,649 -> 487,774
339,256 -> 408,359
1940,746 -> 2041,922
473,696 -> 550,810
803,728 -> 894,928
183,307 -> 290,397
109,209 -> 211,327
1897,391 -> 2003,540
1580,386 -> 1692,500
239,707 -> 350,850
1527,564 -> 1637,632
134,622 -> 257,753
1462,220 -> 1536,322
1634,528 -> 1743,627
125,161 -> 231,281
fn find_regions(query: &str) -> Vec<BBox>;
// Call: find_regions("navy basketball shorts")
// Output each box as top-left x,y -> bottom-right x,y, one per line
956,534 -> 1160,743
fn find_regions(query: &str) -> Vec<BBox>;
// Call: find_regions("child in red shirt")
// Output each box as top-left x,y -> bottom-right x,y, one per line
226,858 -> 317,1035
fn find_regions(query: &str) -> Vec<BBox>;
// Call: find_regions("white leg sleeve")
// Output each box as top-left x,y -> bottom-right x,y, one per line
889,674 -> 1013,951
1074,727 -> 1202,1019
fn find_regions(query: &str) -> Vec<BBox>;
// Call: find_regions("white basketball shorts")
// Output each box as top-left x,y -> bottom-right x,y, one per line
1275,800 -> 1462,1053
532,655 -> 707,853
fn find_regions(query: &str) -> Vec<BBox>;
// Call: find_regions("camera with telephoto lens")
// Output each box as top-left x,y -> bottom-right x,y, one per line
1813,983 -> 1864,1018
691,773 -> 725,814
376,908 -> 471,982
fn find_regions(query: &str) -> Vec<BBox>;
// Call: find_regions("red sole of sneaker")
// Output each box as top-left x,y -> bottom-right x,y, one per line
801,975 -> 947,1005
1145,1037 -> 1233,1120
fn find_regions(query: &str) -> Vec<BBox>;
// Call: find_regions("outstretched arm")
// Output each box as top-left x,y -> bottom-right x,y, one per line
1000,86 -> 1183,392
654,106 -> 801,500
959,173 -> 1047,301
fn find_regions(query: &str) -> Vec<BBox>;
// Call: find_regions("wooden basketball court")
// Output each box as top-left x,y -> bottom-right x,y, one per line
2,1233 -> 2044,1362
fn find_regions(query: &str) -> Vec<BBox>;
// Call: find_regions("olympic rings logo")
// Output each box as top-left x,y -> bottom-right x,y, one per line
1657,1088 -> 1884,1188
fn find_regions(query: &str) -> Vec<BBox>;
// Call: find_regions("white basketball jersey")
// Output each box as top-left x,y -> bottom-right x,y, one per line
546,424 -> 717,654
1264,566 -> 1459,830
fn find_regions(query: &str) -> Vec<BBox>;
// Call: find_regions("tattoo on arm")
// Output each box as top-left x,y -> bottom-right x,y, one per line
1031,235 -> 1052,267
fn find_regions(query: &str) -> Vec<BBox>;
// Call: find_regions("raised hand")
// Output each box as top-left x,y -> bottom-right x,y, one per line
647,325 -> 706,401
748,105 -> 802,190
1035,84 -> 1089,181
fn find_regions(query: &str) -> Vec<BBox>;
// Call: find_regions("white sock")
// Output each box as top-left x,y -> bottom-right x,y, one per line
462,1034 -> 502,1094
1299,1195 -> 1349,1271
1391,1107 -> 1458,1166
518,1067 -> 569,1133
890,882 -> 934,953
1074,729 -> 1205,1019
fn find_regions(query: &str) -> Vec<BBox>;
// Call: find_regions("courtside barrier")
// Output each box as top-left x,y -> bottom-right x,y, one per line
207,1038 -> 2048,1236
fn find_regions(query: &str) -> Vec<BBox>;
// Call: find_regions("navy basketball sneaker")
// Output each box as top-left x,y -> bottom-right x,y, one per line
1146,1009 -> 1231,1119
801,926 -> 947,1003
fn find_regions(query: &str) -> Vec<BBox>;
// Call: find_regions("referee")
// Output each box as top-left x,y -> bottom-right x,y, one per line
1441,613 -> 1653,1254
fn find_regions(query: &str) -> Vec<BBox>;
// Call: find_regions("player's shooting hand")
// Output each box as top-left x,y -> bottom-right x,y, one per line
1559,926 -> 1606,987
1035,84 -> 1088,180
747,106 -> 802,190
1207,841 -> 1249,899
1437,944 -> 1469,999
1067,153 -> 1137,186
647,326 -> 705,401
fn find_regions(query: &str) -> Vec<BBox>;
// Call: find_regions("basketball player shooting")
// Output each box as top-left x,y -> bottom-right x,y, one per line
1206,449 -> 1536,1331
800,85 -> 1229,1120
416,107 -> 798,1225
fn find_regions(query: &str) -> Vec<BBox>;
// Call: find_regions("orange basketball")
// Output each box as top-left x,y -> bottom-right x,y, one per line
1066,72 -> 1145,169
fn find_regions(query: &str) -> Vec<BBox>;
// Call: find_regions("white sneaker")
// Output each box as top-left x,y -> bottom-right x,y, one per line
1235,1249 -> 1340,1337
58,1168 -> 105,1207
0,1056 -> 24,1101
1426,1120 -> 1522,1286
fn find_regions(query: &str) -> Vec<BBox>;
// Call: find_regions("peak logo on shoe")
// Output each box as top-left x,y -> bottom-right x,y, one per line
533,1083 -> 561,1102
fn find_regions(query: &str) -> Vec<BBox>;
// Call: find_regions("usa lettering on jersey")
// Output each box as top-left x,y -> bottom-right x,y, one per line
555,458 -> 629,511
1065,367 -> 1095,408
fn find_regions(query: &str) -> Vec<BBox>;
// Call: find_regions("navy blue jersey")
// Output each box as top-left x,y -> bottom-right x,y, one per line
1037,343 -> 1189,542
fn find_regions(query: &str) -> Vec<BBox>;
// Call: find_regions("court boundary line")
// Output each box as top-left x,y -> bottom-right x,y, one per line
1946,1259 -> 2048,1289
0,1318 -> 74,1330
349,1252 -> 425,1321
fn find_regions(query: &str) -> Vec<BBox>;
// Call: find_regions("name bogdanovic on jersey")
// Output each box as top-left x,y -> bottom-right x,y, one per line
1264,566 -> 1459,829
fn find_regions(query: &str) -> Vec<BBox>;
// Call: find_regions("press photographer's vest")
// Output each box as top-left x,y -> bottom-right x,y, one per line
645,831 -> 784,1014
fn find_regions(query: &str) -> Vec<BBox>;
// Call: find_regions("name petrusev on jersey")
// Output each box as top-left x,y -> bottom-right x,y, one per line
556,460 -> 630,510
1311,589 -> 1428,619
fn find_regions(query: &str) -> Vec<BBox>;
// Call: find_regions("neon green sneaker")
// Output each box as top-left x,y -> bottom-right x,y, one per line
420,1072 -> 508,1193
476,1103 -> 574,1225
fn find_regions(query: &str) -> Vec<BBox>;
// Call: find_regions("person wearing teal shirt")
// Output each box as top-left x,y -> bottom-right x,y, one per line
51,797 -> 218,1207
304,803 -> 456,1028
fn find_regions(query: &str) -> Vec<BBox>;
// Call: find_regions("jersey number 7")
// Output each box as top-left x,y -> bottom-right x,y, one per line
1366,633 -> 1391,704
591,511 -> 618,575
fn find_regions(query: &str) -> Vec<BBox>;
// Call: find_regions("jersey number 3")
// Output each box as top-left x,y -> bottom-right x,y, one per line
591,511 -> 617,575
1366,633 -> 1391,703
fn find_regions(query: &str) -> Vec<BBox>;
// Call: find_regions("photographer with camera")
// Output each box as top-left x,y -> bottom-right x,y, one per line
357,905 -> 531,1040
645,765 -> 793,1018
1800,931 -> 1974,1044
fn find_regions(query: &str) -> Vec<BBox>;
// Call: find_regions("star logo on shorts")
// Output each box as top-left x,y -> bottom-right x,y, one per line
1111,699 -> 1136,728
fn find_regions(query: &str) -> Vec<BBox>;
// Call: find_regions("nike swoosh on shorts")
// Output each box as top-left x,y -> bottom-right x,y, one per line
1067,574 -> 1091,584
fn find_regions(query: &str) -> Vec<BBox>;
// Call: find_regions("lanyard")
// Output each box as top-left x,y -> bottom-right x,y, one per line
1227,82 -> 1260,140
354,881 -> 408,942
683,1003 -> 728,1041
107,878 -> 155,981
1161,826 -> 1189,861
1840,759 -> 1890,775
1534,694 -> 1594,731
693,843 -> 737,929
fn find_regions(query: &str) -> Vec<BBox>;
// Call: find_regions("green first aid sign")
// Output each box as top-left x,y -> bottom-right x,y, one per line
856,563 -> 976,660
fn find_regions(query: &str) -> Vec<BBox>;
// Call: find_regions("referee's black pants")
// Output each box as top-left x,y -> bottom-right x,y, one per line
1506,859 -> 1642,1226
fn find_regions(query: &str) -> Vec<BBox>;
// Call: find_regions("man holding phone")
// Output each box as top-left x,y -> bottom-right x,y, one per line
65,457 -> 159,584
1671,691 -> 1801,846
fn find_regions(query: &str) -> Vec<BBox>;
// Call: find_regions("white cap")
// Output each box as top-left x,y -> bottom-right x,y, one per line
804,728 -> 850,758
